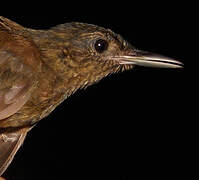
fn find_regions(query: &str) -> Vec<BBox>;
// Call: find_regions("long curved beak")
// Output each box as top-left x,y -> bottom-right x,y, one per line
112,50 -> 183,68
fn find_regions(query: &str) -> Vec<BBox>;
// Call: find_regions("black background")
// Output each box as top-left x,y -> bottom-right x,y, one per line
1,2 -> 190,180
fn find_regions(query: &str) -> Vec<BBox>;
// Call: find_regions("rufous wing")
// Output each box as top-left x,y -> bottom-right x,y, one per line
0,16 -> 41,122
0,50 -> 34,120
0,16 -> 41,175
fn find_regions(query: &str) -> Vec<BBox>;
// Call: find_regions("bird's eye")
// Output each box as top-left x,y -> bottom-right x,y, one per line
94,39 -> 108,53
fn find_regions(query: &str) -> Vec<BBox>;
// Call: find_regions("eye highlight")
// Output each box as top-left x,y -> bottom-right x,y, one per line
94,39 -> 108,53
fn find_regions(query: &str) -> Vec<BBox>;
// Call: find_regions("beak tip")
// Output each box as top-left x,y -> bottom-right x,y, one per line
171,61 -> 184,69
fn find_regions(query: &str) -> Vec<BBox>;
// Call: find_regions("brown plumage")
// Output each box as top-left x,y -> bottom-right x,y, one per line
0,16 -> 182,176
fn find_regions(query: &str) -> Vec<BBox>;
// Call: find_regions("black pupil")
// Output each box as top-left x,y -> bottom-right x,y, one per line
95,39 -> 108,53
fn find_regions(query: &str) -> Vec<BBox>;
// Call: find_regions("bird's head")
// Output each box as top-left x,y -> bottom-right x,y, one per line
36,22 -> 183,89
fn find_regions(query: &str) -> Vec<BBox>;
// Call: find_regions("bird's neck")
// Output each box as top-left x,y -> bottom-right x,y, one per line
28,29 -> 119,110
28,29 -> 80,103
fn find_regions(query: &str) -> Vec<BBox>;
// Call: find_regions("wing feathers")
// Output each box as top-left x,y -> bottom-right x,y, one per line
0,129 -> 28,176
0,50 -> 33,120
0,90 -> 31,120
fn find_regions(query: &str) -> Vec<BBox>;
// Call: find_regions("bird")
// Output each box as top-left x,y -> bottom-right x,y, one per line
0,16 -> 183,177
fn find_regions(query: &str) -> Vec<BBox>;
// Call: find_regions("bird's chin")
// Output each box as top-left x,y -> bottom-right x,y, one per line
119,64 -> 134,72
103,58 -> 134,73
